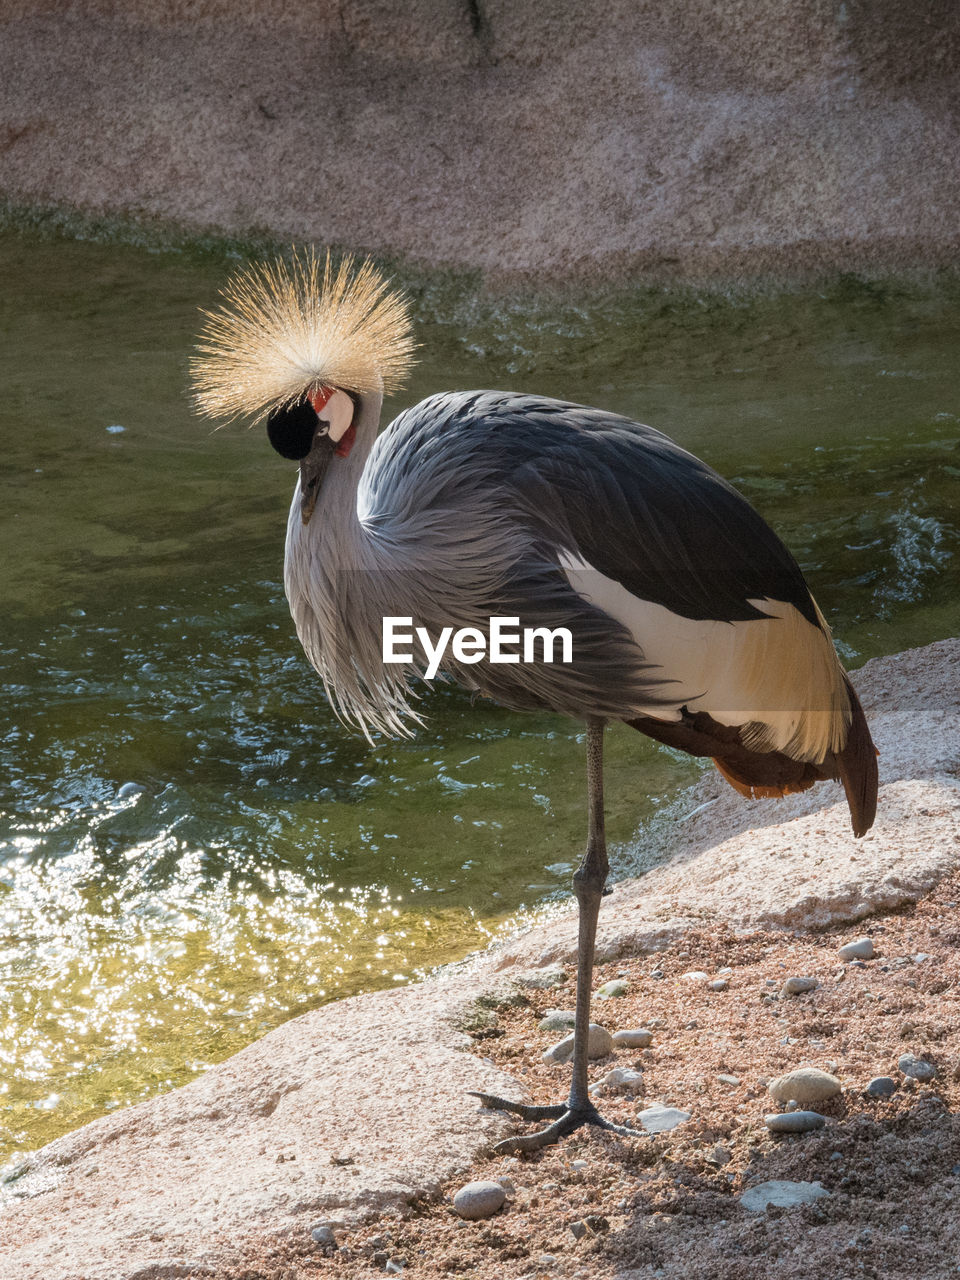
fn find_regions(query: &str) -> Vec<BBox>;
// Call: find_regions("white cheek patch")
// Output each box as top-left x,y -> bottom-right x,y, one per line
321,389 -> 355,443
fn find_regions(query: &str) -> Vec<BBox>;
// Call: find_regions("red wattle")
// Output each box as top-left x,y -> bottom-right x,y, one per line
335,422 -> 357,458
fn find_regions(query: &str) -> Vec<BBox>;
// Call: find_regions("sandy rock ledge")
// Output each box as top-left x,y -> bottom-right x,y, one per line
1,638 -> 958,1280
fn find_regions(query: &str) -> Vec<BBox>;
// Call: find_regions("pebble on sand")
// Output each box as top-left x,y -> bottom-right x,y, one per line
866,1076 -> 898,1098
768,1068 -> 841,1105
611,1028 -> 653,1048
543,1023 -> 613,1064
595,979 -> 629,999
779,976 -> 819,997
453,1181 -> 507,1220
709,979 -> 729,992
898,1053 -> 937,1082
636,1102 -> 691,1135
538,1010 -> 576,1033
590,1067 -> 645,1097
680,970 -> 710,982
740,1180 -> 830,1213
839,937 -> 875,961
764,1111 -> 826,1134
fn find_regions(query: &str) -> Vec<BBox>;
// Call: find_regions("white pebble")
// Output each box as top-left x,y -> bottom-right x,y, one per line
453,1180 -> 506,1220
594,1067 -> 645,1096
839,937 -> 874,961
611,1028 -> 653,1048
595,979 -> 629,998
680,970 -> 710,982
636,1102 -> 691,1134
543,1023 -> 613,1064
768,1068 -> 841,1105
780,976 -> 819,997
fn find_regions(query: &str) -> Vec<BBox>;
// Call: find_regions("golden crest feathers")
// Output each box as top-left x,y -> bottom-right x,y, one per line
190,249 -> 416,424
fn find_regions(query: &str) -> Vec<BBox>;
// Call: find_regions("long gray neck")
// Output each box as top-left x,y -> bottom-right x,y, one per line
283,390 -> 421,739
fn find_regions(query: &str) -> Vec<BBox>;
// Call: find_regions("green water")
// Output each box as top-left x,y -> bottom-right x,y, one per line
1,231 -> 958,1159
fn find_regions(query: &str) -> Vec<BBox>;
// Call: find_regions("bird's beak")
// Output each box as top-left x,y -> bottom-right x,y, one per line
299,434 -> 336,525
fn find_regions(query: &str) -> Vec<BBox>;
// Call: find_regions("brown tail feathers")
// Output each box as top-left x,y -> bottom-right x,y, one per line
628,677 -> 878,838
831,674 -> 878,837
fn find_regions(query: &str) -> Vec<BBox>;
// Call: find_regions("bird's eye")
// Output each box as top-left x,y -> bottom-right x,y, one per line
315,420 -> 331,436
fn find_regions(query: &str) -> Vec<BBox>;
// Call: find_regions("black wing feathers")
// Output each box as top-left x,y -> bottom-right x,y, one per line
516,416 -> 818,626
386,392 -> 819,627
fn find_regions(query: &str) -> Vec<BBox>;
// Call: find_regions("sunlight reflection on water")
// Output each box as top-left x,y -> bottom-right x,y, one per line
1,229 -> 958,1156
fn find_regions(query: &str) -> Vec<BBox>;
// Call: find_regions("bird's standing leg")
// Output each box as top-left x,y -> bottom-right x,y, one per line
470,719 -> 642,1154
568,714 -> 609,1110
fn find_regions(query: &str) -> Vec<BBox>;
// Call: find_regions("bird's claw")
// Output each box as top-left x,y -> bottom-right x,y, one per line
467,1091 -> 567,1122
470,1091 -> 644,1154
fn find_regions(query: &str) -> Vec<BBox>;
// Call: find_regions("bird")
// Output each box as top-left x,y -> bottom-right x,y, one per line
190,250 -> 878,1155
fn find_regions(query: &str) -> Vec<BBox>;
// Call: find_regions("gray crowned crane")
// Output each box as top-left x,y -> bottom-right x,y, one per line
191,251 -> 878,1154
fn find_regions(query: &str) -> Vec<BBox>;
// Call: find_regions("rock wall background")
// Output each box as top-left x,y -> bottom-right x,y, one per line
1,2 -> 958,277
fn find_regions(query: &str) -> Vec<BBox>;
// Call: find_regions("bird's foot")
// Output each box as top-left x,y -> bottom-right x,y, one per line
469,1091 -> 643,1155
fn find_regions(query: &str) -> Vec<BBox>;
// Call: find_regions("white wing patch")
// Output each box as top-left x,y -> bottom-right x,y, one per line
559,553 -> 850,764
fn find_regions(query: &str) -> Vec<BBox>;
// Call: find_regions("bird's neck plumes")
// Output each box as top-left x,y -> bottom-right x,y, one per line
282,391 -> 423,741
